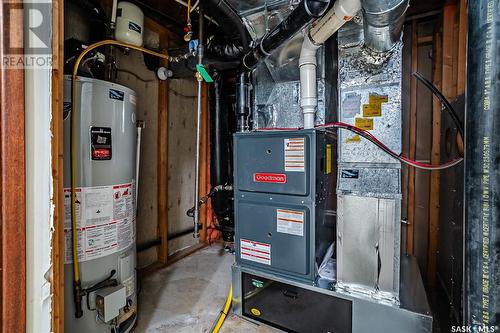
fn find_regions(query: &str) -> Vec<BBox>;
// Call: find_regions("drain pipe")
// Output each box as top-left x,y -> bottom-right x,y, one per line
300,0 -> 361,128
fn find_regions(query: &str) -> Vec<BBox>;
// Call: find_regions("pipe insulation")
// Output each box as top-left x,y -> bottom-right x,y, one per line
361,0 -> 409,53
243,0 -> 331,70
300,0 -> 361,128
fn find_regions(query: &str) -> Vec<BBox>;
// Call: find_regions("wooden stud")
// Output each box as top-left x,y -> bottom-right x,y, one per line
0,3 -> 26,332
456,0 -> 467,95
427,5 -> 457,286
51,0 -> 65,331
406,20 -> 418,255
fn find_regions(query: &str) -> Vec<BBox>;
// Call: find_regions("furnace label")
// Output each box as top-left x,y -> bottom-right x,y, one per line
240,239 -> 271,265
276,209 -> 304,236
63,182 -> 135,264
284,137 -> 305,172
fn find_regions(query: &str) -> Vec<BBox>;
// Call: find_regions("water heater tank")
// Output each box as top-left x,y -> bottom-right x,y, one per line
115,1 -> 144,46
63,76 -> 137,333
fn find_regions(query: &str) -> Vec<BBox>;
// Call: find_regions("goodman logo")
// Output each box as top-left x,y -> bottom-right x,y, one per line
253,173 -> 287,184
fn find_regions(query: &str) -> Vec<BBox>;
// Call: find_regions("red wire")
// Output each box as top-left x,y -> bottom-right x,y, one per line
253,122 -> 462,170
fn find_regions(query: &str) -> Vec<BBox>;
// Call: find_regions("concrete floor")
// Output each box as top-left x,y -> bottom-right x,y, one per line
135,246 -> 276,333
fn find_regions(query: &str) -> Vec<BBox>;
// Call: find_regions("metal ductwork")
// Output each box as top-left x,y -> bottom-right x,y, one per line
361,0 -> 409,53
242,0 -> 331,70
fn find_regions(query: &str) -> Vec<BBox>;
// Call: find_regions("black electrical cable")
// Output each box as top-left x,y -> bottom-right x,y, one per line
413,71 -> 464,137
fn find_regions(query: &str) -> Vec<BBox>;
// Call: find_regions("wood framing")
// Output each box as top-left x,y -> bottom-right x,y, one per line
0,3 -> 26,332
406,20 -> 418,255
51,0 -> 65,331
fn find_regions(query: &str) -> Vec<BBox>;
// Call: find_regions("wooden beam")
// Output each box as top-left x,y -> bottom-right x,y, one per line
156,30 -> 169,265
406,20 -> 418,255
427,4 -> 457,286
0,2 -> 26,332
51,0 -> 65,331
456,0 -> 467,95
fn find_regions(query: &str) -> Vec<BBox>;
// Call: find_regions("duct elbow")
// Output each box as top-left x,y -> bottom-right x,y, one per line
361,0 -> 409,53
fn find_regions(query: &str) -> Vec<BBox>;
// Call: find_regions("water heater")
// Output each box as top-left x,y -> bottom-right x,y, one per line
63,76 -> 138,333
115,1 -> 144,46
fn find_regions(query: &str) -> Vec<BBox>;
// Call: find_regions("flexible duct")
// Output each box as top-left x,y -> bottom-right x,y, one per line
207,0 -> 250,53
243,0 -> 331,70
361,0 -> 409,53
300,0 -> 361,128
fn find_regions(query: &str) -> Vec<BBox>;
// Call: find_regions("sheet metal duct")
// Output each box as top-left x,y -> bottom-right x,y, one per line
242,0 -> 330,70
361,0 -> 409,53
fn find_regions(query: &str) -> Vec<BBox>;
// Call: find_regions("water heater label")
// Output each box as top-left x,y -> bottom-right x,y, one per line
63,182 -> 135,264
253,173 -> 286,184
240,239 -> 271,266
91,127 -> 112,160
109,89 -> 124,101
276,209 -> 304,237
284,138 -> 305,172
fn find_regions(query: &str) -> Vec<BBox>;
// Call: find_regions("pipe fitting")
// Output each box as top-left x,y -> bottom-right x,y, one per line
299,35 -> 321,129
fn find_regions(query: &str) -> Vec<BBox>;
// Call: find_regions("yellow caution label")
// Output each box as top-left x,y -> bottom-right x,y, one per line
369,93 -> 389,105
345,135 -> 361,143
326,144 -> 332,174
355,118 -> 374,130
251,308 -> 261,316
362,103 -> 382,117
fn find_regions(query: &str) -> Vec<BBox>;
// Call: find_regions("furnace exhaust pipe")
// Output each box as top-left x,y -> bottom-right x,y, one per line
300,0 -> 361,128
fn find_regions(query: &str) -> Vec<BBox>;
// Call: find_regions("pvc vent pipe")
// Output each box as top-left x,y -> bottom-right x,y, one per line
300,0 -> 361,129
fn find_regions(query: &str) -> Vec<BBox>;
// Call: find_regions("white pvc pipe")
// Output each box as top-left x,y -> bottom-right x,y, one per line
135,121 -> 144,213
111,0 -> 118,28
299,35 -> 320,129
300,0 -> 361,128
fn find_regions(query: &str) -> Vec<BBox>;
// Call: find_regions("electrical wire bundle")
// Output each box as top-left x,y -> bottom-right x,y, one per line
318,122 -> 463,170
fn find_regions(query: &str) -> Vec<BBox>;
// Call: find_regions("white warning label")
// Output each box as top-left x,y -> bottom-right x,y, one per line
64,182 -> 135,264
284,138 -> 305,172
240,239 -> 271,266
276,209 -> 304,236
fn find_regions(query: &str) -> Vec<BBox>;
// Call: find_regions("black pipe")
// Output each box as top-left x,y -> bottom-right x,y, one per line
168,227 -> 196,240
242,0 -> 330,70
198,1 -> 205,64
207,0 -> 250,53
137,239 -> 162,253
210,73 -> 234,242
236,72 -> 251,132
465,0 -> 500,328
